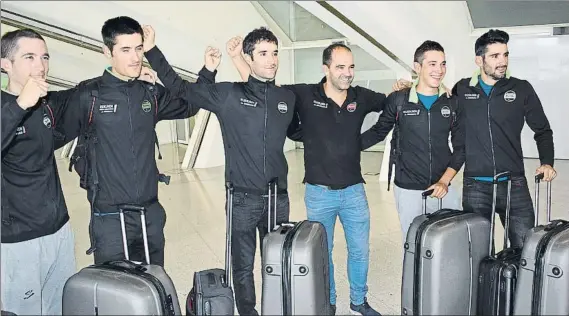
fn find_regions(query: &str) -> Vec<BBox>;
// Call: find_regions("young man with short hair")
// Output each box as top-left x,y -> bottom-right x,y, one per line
361,40 -> 465,241
143,26 -> 296,316
1,28 -> 77,316
60,16 -> 220,267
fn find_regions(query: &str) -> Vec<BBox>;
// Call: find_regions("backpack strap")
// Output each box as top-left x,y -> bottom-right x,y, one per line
387,90 -> 408,191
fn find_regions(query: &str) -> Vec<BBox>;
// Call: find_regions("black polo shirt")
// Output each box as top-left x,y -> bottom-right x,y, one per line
284,77 -> 387,189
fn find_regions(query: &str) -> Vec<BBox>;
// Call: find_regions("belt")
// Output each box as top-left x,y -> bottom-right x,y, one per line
233,186 -> 288,195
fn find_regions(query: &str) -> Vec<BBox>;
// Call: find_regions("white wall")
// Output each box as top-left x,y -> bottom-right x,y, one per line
2,1 -> 296,168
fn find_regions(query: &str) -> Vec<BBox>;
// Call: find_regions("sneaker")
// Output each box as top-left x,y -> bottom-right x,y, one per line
350,298 -> 381,315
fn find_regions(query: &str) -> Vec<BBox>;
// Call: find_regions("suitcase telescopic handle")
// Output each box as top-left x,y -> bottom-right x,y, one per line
489,171 -> 512,257
534,173 -> 552,226
421,189 -> 443,215
267,178 -> 278,232
117,204 -> 151,265
224,182 -> 234,286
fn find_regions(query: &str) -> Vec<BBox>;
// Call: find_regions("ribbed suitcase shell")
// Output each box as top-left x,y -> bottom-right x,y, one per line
261,220 -> 331,315
401,209 -> 490,315
62,261 -> 180,315
513,220 -> 569,315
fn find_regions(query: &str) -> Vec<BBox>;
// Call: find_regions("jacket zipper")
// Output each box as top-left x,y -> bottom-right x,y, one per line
126,90 -> 141,200
486,89 -> 497,177
263,83 -> 268,180
427,109 -> 433,184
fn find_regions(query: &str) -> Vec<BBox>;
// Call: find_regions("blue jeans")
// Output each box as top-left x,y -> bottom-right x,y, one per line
304,183 -> 370,306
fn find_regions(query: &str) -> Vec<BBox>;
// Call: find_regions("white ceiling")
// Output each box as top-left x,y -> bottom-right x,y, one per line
466,1 -> 569,28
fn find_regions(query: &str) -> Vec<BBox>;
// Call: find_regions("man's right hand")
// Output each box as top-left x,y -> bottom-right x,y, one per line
142,25 -> 156,52
16,77 -> 48,110
392,79 -> 412,92
226,36 -> 243,58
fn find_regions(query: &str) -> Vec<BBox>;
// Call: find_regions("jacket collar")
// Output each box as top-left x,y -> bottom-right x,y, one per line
469,68 -> 511,87
246,74 -> 276,86
101,67 -> 137,86
408,78 -> 446,103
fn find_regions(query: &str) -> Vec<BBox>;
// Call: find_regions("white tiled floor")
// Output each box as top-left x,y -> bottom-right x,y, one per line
56,144 -> 569,315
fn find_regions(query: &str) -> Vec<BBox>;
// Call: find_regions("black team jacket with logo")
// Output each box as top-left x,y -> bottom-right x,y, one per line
360,83 -> 465,190
1,89 -> 78,243
60,67 -> 216,210
145,46 -> 296,193
452,71 -> 554,178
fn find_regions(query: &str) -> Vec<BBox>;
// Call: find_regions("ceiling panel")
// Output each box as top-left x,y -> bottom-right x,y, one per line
467,1 -> 569,28
257,1 -> 344,41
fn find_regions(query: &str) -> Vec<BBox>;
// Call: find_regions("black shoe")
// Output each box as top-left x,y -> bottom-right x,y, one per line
331,304 -> 336,315
350,297 -> 381,315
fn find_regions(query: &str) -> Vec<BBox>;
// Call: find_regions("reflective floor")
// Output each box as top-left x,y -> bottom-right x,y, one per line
56,144 -> 569,315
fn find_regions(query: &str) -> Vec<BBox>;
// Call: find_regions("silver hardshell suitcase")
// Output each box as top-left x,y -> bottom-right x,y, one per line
401,189 -> 491,315
261,179 -> 332,315
514,174 -> 569,315
62,205 -> 181,315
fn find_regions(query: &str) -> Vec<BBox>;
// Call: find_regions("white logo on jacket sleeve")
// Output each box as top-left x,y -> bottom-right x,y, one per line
277,102 -> 288,114
504,90 -> 516,102
465,93 -> 480,100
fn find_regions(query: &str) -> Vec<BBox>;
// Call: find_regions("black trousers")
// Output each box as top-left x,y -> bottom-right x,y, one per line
462,176 -> 535,249
90,201 -> 167,266
228,190 -> 290,316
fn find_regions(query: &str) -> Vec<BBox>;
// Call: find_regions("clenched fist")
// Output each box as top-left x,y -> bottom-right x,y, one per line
17,77 -> 48,109
138,66 -> 157,84
142,25 -> 156,52
204,46 -> 222,72
226,36 -> 243,58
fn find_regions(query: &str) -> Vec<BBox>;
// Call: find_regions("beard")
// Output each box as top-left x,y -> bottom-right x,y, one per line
483,62 -> 507,81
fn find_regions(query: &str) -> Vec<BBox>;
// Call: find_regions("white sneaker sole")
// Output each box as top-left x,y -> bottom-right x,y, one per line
350,310 -> 363,315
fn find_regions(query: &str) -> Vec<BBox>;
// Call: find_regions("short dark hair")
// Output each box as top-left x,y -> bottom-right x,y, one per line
322,42 -> 351,66
101,16 -> 143,52
1,29 -> 45,60
413,40 -> 444,65
242,27 -> 278,58
475,29 -> 509,56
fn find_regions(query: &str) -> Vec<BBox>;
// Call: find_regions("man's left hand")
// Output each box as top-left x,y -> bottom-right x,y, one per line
138,66 -> 157,84
427,182 -> 448,199
536,164 -> 557,182
204,46 -> 222,72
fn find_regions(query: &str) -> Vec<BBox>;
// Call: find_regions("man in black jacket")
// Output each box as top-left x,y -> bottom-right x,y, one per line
143,26 -> 295,316
1,28 -> 77,316
0,28 -> 154,315
60,16 -> 220,267
360,41 -> 465,242
452,29 -> 555,248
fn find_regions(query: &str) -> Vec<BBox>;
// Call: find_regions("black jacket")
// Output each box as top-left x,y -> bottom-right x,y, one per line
360,88 -> 465,190
145,46 -> 296,193
61,68 -> 215,209
452,75 -> 554,178
1,89 -> 77,243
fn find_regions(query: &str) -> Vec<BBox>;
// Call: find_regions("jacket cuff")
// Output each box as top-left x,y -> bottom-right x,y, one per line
198,66 -> 217,81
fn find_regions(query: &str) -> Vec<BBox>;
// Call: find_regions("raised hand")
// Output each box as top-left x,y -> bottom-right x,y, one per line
226,36 -> 243,58
142,25 -> 156,52
204,46 -> 222,72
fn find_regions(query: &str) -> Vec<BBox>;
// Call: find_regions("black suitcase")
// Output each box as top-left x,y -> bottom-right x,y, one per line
476,171 -> 522,316
186,183 -> 235,316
